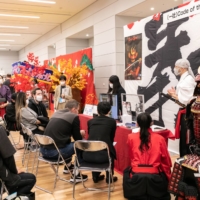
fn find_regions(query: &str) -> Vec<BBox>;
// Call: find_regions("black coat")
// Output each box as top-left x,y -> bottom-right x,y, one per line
85,115 -> 117,159
28,98 -> 48,118
5,103 -> 16,131
3,79 -> 15,94
116,86 -> 126,114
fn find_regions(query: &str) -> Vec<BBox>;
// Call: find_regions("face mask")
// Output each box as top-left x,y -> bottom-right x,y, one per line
174,67 -> 181,76
26,99 -> 29,105
60,81 -> 65,86
0,79 -> 3,84
109,83 -> 113,88
36,95 -> 43,102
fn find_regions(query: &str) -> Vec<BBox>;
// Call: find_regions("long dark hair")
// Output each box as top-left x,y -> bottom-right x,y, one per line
107,75 -> 122,94
137,113 -> 152,153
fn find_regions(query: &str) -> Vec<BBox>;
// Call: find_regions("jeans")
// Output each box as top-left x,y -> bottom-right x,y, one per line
40,142 -> 74,163
8,172 -> 36,195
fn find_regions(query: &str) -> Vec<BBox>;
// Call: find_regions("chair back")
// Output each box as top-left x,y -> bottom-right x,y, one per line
34,134 -> 54,146
74,140 -> 109,152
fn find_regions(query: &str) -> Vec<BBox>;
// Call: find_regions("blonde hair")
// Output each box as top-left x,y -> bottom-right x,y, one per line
15,92 -> 26,127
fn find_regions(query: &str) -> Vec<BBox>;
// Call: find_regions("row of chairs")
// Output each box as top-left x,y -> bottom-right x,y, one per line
19,124 -> 114,200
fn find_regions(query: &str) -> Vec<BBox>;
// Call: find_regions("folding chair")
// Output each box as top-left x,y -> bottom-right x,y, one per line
34,134 -> 72,194
20,123 -> 38,172
73,140 -> 115,200
0,179 -> 9,200
2,114 -> 20,150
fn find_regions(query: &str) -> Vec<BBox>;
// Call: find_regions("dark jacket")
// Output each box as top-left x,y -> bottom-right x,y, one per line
28,98 -> 48,118
3,79 -> 15,94
44,109 -> 82,149
116,86 -> 126,114
5,102 -> 16,131
86,115 -> 117,159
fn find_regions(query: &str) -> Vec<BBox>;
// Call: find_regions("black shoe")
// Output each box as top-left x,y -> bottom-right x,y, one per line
93,174 -> 105,183
63,164 -> 74,174
70,173 -> 88,183
106,176 -> 118,184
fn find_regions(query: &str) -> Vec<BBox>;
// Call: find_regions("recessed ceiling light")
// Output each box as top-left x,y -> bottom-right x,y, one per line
0,33 -> 21,36
150,7 -> 155,10
0,40 -> 15,42
21,0 -> 56,4
86,34 -> 89,37
0,44 -> 10,46
0,14 -> 39,19
0,25 -> 29,29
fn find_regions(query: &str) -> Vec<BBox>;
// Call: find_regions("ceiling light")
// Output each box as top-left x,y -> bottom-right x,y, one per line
0,40 -> 15,42
151,7 -> 155,10
0,33 -> 21,36
0,44 -> 10,46
86,34 -> 89,37
21,0 -> 56,4
0,25 -> 29,29
0,14 -> 39,19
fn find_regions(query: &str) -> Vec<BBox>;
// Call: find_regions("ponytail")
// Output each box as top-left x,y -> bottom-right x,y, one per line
137,113 -> 152,153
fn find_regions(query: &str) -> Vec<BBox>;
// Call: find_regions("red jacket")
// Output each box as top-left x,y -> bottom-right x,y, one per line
127,129 -> 172,181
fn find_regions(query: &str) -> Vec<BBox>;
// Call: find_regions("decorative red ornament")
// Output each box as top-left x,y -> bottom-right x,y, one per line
127,22 -> 134,29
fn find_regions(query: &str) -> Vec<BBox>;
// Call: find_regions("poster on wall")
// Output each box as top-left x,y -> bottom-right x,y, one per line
125,34 -> 142,80
124,0 -> 200,131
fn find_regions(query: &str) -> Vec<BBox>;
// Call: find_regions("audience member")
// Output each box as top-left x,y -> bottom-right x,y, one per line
5,93 -> 17,131
3,74 -> 15,94
54,75 -> 72,111
40,99 -> 87,183
124,113 -> 171,200
15,92 -> 44,135
83,102 -> 118,183
107,75 -> 126,115
28,88 -> 49,126
0,75 -> 11,117
0,126 -> 36,196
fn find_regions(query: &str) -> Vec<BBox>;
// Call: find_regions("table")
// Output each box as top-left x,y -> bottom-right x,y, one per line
79,114 -> 175,175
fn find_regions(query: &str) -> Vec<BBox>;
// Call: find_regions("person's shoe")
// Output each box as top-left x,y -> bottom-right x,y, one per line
63,164 -> 74,174
70,173 -> 88,183
106,176 -> 118,184
93,175 -> 105,183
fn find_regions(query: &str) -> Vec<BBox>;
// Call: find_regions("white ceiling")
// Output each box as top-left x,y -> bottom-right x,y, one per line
0,0 -> 97,51
0,0 -> 184,51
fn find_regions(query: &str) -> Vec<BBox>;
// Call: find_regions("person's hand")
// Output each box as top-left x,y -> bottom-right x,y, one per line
80,130 -> 86,138
17,168 -> 24,174
61,94 -> 65,98
0,104 -> 6,108
167,87 -> 176,96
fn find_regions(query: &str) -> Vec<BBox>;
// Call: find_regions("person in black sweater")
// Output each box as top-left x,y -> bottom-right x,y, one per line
28,88 -> 48,118
0,126 -> 36,196
5,93 -> 17,131
83,102 -> 118,183
107,75 -> 126,115
3,74 -> 15,94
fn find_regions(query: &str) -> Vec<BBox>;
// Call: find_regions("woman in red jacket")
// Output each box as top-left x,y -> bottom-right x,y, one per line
125,113 -> 171,200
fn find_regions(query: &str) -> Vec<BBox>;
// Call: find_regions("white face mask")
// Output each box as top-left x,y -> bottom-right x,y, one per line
60,81 -> 65,86
36,95 -> 43,102
109,83 -> 113,88
26,99 -> 29,105
174,67 -> 182,76
0,79 -> 3,84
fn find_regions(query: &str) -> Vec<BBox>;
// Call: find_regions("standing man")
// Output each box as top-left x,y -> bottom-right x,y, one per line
54,75 -> 72,111
40,99 -> 88,183
167,58 -> 196,156
3,74 -> 15,94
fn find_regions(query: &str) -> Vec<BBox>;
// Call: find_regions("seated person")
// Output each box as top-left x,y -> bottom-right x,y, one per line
5,93 -> 17,131
82,102 -> 118,183
28,88 -> 49,126
125,113 -> 171,200
40,99 -> 87,183
0,126 -> 36,196
15,92 -> 44,135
